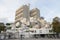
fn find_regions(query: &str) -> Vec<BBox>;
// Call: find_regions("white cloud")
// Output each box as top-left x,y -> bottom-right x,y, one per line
0,18 -> 8,23
0,0 -> 39,23
0,5 -> 8,17
40,6 -> 60,22
0,0 -> 60,23
0,0 -> 19,22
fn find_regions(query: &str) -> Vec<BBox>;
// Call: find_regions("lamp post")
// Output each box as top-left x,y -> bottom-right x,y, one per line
20,28 -> 24,40
20,34 -> 23,40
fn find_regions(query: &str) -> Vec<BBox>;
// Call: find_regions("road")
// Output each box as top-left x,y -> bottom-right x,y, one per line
4,38 -> 60,40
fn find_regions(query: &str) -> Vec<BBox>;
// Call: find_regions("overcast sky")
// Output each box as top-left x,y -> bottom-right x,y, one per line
0,0 -> 60,23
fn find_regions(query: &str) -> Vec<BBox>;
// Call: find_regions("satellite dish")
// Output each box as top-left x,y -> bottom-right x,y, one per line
16,22 -> 20,26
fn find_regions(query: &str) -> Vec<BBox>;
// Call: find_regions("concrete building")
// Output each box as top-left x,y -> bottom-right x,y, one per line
15,4 -> 50,29
15,5 -> 30,25
37,17 -> 46,27
30,17 -> 40,28
30,8 -> 40,28
30,8 -> 40,19
15,4 -> 40,28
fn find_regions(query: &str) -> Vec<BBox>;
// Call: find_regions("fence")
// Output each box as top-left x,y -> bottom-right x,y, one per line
0,32 -> 60,40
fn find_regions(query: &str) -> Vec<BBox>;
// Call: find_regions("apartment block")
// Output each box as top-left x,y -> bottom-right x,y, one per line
30,8 -> 40,19
15,4 -> 41,28
15,5 -> 30,24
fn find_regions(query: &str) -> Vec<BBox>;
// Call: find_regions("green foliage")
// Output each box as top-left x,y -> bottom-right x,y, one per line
25,30 -> 29,32
49,30 -> 53,32
28,25 -> 33,28
30,25 -> 33,28
52,17 -> 60,33
0,23 -> 5,33
6,23 -> 11,25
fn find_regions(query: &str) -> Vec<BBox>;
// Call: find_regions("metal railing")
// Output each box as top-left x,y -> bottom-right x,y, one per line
0,32 -> 60,40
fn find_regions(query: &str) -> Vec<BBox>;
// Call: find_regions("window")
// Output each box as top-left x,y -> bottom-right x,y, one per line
40,30 -> 42,33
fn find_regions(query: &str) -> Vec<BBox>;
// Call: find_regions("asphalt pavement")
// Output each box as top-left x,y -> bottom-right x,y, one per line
3,38 -> 60,40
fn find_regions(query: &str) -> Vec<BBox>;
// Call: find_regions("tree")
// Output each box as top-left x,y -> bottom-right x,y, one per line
0,23 -> 6,33
52,17 -> 60,32
6,23 -> 11,25
6,23 -> 12,30
52,17 -> 60,37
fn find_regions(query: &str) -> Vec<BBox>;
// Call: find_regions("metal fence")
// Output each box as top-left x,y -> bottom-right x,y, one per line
0,32 -> 60,40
